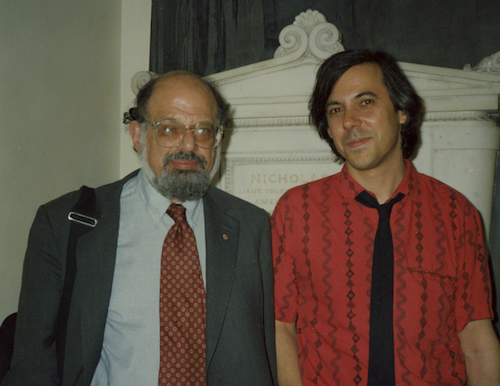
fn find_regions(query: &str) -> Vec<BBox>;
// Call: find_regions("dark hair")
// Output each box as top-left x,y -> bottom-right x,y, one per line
123,71 -> 231,130
309,49 -> 424,160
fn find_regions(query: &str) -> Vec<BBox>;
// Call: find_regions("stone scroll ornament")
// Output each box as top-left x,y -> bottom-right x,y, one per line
131,71 -> 158,95
464,51 -> 500,75
274,9 -> 345,61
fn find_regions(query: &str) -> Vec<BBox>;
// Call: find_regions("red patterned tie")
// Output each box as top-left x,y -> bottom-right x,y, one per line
159,204 -> 206,385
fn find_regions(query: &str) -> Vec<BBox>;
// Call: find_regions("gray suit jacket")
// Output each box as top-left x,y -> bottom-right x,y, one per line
4,171 -> 277,386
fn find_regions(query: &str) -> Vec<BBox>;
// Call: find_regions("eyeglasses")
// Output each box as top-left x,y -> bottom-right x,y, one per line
146,119 -> 225,149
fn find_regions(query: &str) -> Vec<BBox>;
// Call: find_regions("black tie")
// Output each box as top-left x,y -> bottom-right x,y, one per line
355,191 -> 405,386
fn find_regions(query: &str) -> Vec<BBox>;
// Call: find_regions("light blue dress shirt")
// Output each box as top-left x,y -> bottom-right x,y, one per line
90,170 -> 206,385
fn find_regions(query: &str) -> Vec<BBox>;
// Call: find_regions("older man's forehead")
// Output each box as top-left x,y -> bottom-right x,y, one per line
151,75 -> 215,104
145,76 -> 217,123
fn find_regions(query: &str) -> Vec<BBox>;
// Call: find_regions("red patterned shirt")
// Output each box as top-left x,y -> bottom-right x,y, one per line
272,160 -> 494,386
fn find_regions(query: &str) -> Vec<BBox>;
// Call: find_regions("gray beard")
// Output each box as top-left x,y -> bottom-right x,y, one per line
142,150 -> 211,202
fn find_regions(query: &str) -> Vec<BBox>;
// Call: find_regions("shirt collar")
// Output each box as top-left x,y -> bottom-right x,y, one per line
338,158 -> 418,203
137,169 -> 203,226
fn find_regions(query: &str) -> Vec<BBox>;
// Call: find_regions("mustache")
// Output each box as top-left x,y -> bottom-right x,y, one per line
342,130 -> 372,143
162,151 -> 207,168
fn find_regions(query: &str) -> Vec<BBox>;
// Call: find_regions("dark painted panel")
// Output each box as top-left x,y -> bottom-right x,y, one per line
150,0 -> 500,75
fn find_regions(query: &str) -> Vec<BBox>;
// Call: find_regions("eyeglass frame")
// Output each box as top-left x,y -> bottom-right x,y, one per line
145,119 -> 225,149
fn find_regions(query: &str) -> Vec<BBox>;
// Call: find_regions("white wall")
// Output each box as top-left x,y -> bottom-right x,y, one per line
120,0 -> 152,177
0,0 -> 151,323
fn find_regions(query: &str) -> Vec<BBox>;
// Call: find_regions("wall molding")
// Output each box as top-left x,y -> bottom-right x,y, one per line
232,111 -> 495,128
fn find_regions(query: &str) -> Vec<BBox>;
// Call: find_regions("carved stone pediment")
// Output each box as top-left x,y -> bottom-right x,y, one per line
210,59 -> 500,118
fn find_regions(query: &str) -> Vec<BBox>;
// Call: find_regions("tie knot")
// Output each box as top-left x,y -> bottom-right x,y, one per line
167,204 -> 187,223
355,191 -> 405,220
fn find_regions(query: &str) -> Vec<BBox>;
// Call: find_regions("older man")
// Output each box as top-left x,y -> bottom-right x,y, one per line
5,71 -> 277,386
273,50 -> 500,386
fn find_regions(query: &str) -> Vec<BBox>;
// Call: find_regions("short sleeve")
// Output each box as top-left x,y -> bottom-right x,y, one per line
453,201 -> 494,332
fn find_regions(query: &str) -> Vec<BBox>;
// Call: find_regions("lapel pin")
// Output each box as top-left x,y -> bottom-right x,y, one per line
222,234 -> 229,240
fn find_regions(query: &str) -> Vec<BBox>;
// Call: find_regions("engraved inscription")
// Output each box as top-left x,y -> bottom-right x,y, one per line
224,156 -> 341,213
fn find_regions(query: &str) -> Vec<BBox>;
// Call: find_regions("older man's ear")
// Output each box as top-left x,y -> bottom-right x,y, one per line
129,120 -> 143,153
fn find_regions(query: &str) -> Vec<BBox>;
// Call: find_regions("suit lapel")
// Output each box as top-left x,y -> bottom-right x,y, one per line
203,188 -> 239,369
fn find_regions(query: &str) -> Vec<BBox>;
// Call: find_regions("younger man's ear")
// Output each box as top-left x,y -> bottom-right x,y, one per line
398,110 -> 408,125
